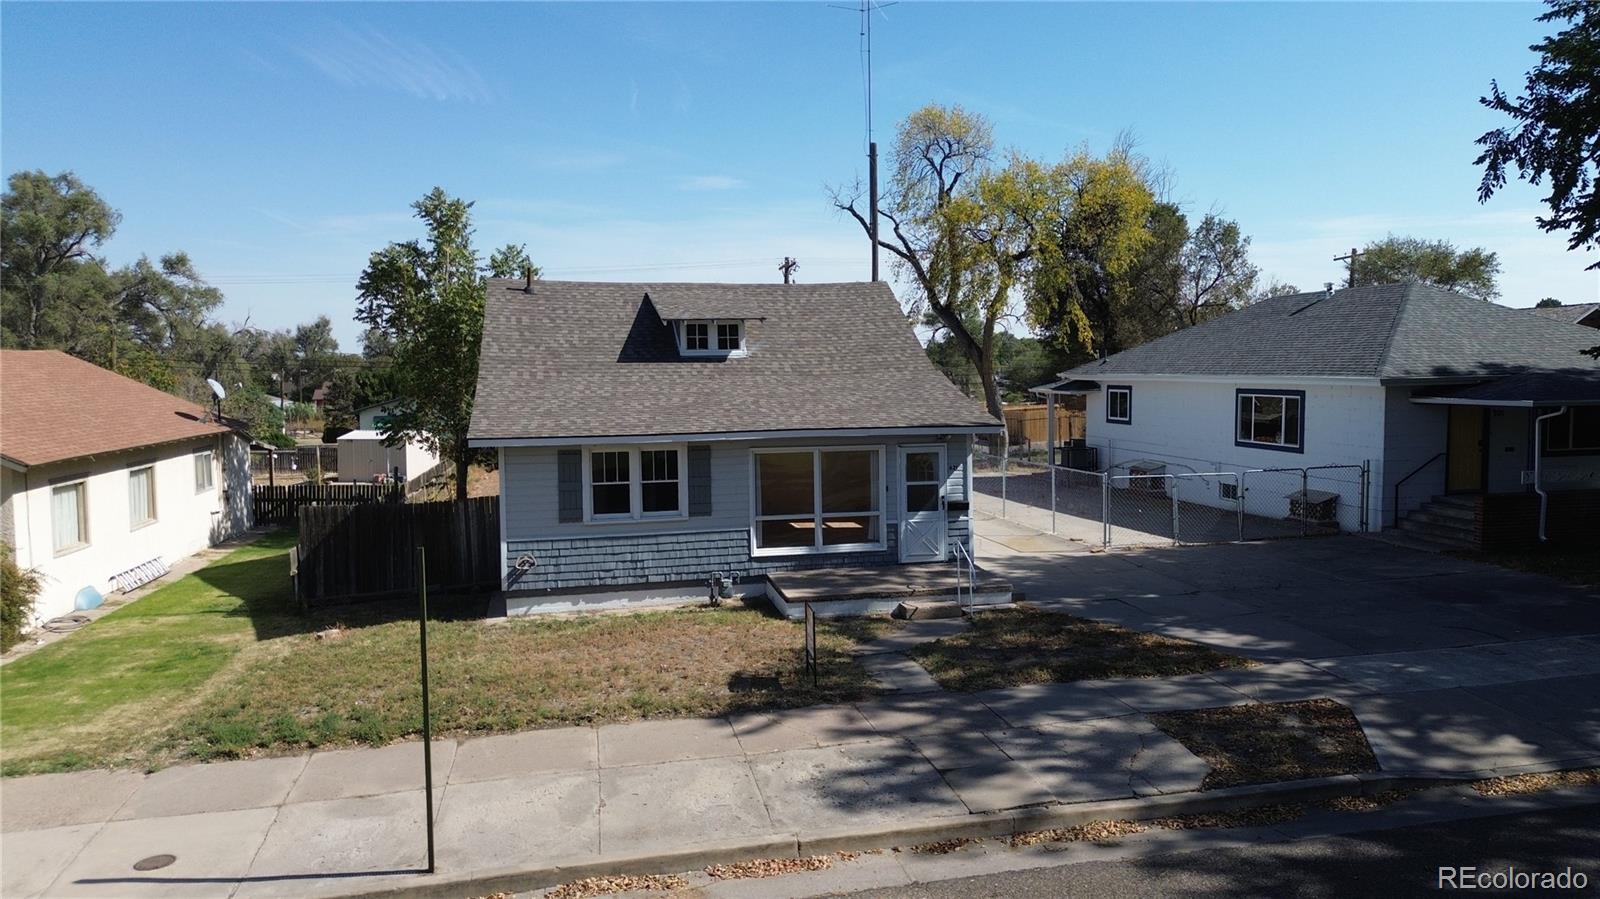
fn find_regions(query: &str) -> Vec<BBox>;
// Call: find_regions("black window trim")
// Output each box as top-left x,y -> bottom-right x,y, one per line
1234,388 -> 1305,454
1105,385 -> 1133,425
1538,405 -> 1600,457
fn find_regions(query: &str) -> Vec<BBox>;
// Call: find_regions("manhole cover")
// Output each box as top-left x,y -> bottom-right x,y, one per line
133,854 -> 176,871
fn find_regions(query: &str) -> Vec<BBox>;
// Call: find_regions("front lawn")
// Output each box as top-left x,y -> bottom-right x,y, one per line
0,532 -> 302,775
906,606 -> 1255,692
1,531 -> 878,774
173,604 -> 874,761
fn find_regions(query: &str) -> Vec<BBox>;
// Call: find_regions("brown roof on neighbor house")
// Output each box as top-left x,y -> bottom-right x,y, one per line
467,280 -> 1001,442
0,350 -> 231,468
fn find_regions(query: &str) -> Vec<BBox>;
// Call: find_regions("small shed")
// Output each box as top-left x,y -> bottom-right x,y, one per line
335,430 -> 439,484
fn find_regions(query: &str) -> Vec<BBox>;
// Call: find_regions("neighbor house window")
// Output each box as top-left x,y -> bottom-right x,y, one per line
1541,406 -> 1600,454
1106,386 -> 1132,424
678,320 -> 747,356
194,450 -> 215,492
1236,390 -> 1304,452
753,447 -> 883,554
128,465 -> 156,528
584,446 -> 686,521
52,481 -> 88,554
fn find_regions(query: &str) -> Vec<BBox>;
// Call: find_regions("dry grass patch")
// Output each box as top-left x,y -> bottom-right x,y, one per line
907,606 -> 1254,692
544,874 -> 690,898
704,856 -> 833,879
1473,767 -> 1600,796
909,837 -> 980,854
1150,699 -> 1379,789
172,603 -> 877,762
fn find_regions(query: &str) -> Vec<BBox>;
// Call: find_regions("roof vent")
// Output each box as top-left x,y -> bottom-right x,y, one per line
1324,282 -> 1335,297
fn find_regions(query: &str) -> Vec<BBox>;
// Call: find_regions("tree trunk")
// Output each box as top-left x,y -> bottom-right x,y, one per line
454,453 -> 469,502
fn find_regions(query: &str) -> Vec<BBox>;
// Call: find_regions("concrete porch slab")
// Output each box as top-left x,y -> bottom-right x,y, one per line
768,564 -> 1013,605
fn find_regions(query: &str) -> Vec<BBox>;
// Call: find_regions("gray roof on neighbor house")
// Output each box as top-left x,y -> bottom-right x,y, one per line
1527,301 -> 1600,326
1053,282 -> 1600,383
468,280 -> 1000,442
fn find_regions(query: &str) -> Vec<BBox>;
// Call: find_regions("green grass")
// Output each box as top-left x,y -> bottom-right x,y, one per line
2,531 -> 880,774
171,605 -> 877,762
0,532 -> 300,775
907,606 -> 1256,693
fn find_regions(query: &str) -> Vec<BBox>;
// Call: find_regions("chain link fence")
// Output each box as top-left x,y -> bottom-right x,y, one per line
250,445 -> 338,484
973,441 -> 1369,548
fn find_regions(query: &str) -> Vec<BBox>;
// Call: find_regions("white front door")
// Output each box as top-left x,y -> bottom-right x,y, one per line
899,445 -> 947,562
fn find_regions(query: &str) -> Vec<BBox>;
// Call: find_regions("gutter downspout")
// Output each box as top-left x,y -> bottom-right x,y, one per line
1532,406 -> 1566,543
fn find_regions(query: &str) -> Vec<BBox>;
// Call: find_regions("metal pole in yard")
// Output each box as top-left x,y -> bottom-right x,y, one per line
1171,478 -> 1180,545
417,547 -> 436,874
1236,474 -> 1245,542
1050,463 -> 1057,535
1300,469 -> 1308,538
1101,474 -> 1110,548
1000,438 -> 1008,519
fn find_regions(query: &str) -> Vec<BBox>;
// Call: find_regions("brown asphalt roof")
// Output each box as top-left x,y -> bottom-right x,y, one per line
467,279 -> 1001,442
1,350 -> 231,468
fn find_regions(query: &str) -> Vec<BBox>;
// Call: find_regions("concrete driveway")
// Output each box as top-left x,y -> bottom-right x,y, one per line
973,512 -> 1600,663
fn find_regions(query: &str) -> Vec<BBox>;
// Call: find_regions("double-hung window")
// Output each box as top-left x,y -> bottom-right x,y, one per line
128,465 -> 157,528
753,447 -> 883,554
1105,386 -> 1132,424
52,481 -> 88,555
194,449 -> 215,492
584,446 -> 686,521
1236,390 -> 1304,452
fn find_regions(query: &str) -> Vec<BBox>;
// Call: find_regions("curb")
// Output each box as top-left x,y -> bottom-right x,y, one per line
330,771 -> 1444,899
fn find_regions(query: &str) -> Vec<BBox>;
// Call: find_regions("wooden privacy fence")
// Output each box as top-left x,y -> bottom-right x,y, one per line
293,496 -> 500,605
1003,403 -> 1086,449
253,482 -> 399,524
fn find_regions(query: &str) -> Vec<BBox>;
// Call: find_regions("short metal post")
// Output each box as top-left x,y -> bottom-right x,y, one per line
417,547 -> 436,875
1000,440 -> 1008,519
1170,477 -> 1180,545
1050,464 -> 1057,535
1101,474 -> 1110,547
1300,469 -> 1309,537
1235,474 -> 1245,542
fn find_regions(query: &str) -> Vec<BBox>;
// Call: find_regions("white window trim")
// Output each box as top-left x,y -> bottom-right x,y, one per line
1236,392 -> 1304,450
52,480 -> 90,557
581,444 -> 689,523
128,465 -> 158,530
749,445 -> 887,557
1106,386 -> 1132,423
194,449 -> 216,493
674,319 -> 748,358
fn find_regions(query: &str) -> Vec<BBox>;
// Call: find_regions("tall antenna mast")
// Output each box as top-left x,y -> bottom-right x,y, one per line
833,0 -> 895,282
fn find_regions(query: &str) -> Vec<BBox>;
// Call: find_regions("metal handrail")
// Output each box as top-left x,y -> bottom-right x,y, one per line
951,537 -> 977,615
1392,452 -> 1446,527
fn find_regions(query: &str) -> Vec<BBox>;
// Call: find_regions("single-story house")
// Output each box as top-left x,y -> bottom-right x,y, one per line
1528,301 -> 1600,330
1033,283 -> 1600,549
0,350 -> 254,626
467,279 -> 1004,615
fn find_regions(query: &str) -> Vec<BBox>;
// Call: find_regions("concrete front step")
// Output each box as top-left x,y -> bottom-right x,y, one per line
1394,520 -> 1476,550
1409,503 -> 1478,524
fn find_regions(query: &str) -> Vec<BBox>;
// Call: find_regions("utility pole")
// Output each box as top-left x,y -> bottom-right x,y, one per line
779,257 -> 799,284
1333,247 -> 1365,289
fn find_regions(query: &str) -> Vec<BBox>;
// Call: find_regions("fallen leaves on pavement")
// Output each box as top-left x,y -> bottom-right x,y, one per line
703,856 -> 833,880
544,874 -> 690,898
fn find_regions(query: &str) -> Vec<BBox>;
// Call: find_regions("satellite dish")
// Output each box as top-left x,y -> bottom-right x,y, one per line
206,378 -> 227,401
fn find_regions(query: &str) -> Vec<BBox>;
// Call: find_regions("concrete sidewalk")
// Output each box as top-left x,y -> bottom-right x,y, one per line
7,649 -> 1600,899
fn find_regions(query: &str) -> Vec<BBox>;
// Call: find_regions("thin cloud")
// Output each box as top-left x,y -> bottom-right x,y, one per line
678,175 -> 745,191
294,25 -> 498,104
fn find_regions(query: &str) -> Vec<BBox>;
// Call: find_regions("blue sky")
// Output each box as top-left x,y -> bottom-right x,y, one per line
4,2 -> 1596,348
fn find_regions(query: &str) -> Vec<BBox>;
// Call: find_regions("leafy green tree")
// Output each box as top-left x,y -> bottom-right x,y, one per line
487,243 -> 539,280
0,170 -> 119,348
1535,297 -> 1565,308
1476,0 -> 1599,272
1255,278 -> 1302,301
1352,235 -> 1501,300
1176,214 -> 1259,326
356,188 -> 488,501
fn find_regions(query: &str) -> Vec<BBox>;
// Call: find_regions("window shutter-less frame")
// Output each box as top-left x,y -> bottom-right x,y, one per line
687,445 -> 712,516
557,449 -> 582,523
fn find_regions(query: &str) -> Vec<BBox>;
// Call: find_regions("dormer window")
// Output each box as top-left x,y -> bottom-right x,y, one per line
675,319 -> 747,357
